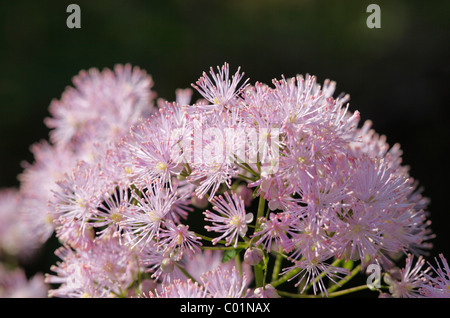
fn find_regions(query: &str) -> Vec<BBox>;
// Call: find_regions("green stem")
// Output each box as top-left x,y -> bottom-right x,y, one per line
328,284 -> 370,297
195,232 -> 247,250
271,248 -> 284,283
302,258 -> 342,293
253,193 -> 267,288
278,284 -> 370,298
255,266 -> 264,288
176,264 -> 198,284
237,174 -> 258,182
234,252 -> 242,277
255,194 -> 266,229
276,290 -> 317,298
201,245 -> 245,250
270,267 -> 302,288
234,160 -> 259,178
327,264 -> 362,293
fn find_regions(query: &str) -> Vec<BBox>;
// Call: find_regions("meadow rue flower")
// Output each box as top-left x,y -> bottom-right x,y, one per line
384,254 -> 430,298
138,240 -> 185,284
191,62 -> 249,111
204,191 -> 254,248
157,221 -> 202,261
147,279 -> 208,298
281,252 -> 351,297
2,62 -> 446,298
201,265 -> 250,298
253,284 -> 280,298
89,183 -> 132,242
420,254 -> 450,298
50,161 -> 106,247
183,249 -> 253,284
45,234 -> 139,298
119,181 -> 178,248
253,212 -> 296,252
0,264 -> 48,298
45,64 -> 155,152
0,188 -> 32,258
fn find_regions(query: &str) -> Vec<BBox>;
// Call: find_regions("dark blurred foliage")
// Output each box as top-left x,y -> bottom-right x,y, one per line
0,0 -> 449,284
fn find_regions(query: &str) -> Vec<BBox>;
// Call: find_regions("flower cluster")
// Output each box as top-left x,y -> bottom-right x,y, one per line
0,63 -> 448,298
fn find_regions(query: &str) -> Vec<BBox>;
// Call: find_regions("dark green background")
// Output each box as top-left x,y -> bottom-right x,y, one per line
1,0 -> 449,287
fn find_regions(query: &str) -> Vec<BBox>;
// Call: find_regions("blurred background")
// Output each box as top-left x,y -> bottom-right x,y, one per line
0,0 -> 449,290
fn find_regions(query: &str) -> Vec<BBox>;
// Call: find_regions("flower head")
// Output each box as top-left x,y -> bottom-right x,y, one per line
191,62 -> 249,110
46,235 -> 138,298
157,221 -> 202,261
45,64 -> 155,152
119,181 -> 176,248
204,191 -> 254,247
147,279 -> 208,298
201,265 -> 250,298
384,254 -> 430,298
420,254 -> 450,298
0,263 -> 48,298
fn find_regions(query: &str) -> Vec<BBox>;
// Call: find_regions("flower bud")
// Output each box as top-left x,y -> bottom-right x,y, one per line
160,258 -> 175,273
244,247 -> 264,265
191,194 -> 209,209
253,284 -> 280,298
235,185 -> 253,207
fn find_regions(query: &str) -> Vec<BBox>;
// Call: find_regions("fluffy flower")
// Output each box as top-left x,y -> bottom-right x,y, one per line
281,253 -> 350,297
204,191 -> 254,247
201,265 -> 250,298
138,241 -> 185,284
157,221 -> 202,261
50,161 -> 106,247
420,254 -> 450,298
253,212 -> 296,252
147,279 -> 208,298
191,62 -> 249,110
119,181 -> 176,248
384,254 -> 430,298
0,263 -> 48,298
45,235 -> 139,298
45,64 -> 155,153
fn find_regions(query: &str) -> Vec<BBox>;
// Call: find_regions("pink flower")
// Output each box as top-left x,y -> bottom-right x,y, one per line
46,235 -> 139,298
0,263 -> 48,298
349,155 -> 412,210
183,250 -> 253,284
51,161 -> 106,246
421,254 -> 450,298
201,265 -> 250,298
253,212 -> 295,252
147,279 -> 208,298
204,191 -> 254,247
191,62 -> 249,110
124,116 -> 184,190
45,64 -> 155,151
331,203 -> 385,263
89,184 -> 132,243
119,181 -> 176,248
281,253 -> 350,297
157,221 -> 202,261
138,241 -> 185,284
253,284 -> 280,298
18,140 -> 76,243
384,254 -> 430,298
